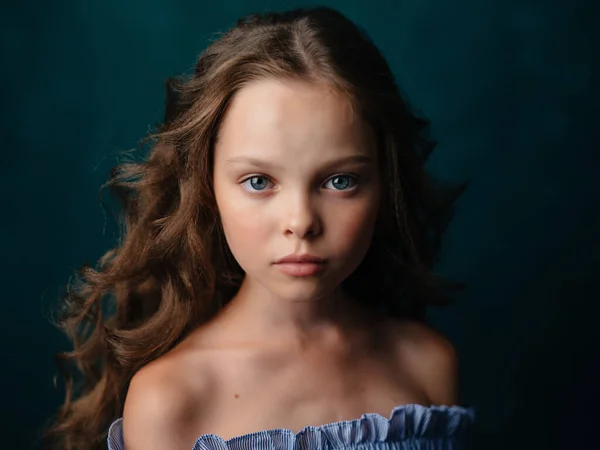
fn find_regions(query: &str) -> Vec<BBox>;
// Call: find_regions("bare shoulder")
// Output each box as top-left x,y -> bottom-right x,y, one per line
385,319 -> 460,406
122,345 -> 215,450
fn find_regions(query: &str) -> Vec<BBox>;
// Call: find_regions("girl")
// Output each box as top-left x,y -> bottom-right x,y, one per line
45,6 -> 474,450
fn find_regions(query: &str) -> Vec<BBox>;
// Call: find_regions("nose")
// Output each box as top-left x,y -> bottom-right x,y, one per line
282,194 -> 322,240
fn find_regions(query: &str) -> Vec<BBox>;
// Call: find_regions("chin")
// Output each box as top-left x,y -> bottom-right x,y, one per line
272,285 -> 328,303
271,276 -> 345,303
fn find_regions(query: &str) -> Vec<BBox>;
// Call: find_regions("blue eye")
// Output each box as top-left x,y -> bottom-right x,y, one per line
241,176 -> 271,192
324,175 -> 357,191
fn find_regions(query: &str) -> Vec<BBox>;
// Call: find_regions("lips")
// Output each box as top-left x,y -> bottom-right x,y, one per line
274,254 -> 326,264
273,254 -> 327,277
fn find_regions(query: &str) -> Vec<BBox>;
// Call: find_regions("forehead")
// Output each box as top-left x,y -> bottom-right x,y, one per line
215,78 -> 374,161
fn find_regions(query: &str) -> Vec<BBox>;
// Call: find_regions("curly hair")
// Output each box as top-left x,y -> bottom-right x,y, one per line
42,6 -> 468,449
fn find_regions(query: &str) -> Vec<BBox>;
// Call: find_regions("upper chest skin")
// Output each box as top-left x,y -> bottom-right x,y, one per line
173,328 -> 430,441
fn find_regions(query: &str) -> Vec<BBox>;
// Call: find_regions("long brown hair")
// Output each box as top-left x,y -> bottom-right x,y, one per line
42,6 -> 467,449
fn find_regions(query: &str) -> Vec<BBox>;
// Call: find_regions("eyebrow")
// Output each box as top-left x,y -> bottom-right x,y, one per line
224,154 -> 372,170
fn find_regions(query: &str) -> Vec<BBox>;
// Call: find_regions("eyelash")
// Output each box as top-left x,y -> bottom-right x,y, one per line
239,174 -> 359,193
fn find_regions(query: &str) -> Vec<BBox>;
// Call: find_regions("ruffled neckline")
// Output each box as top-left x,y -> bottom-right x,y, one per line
192,404 -> 474,449
108,403 -> 475,450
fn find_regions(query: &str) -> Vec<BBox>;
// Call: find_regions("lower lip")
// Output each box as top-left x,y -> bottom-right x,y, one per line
275,262 -> 326,276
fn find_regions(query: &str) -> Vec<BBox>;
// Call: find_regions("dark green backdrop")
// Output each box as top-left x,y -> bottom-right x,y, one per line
1,0 -> 598,449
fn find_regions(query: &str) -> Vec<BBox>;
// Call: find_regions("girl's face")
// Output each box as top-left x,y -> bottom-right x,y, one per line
213,78 -> 380,303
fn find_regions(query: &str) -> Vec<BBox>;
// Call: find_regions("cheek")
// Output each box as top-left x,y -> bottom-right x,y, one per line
217,195 -> 268,262
328,199 -> 379,255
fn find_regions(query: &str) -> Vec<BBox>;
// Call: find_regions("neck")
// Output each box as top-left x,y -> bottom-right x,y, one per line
215,276 -> 379,349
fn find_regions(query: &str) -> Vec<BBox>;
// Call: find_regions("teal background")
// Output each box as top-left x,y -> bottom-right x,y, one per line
1,0 -> 598,448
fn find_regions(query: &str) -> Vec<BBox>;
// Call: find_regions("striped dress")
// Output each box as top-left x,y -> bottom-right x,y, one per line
107,404 -> 475,449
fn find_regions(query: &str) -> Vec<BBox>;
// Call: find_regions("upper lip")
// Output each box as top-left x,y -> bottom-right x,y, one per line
274,253 -> 327,264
